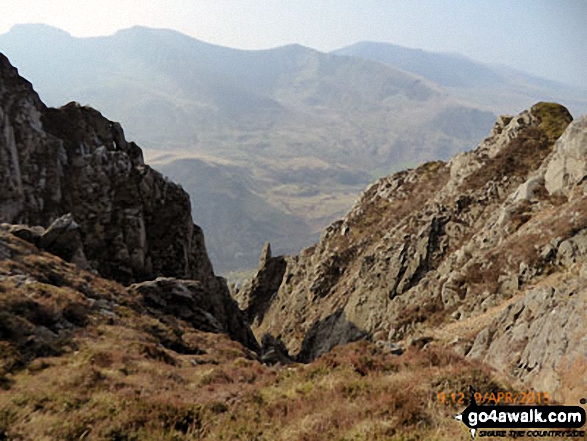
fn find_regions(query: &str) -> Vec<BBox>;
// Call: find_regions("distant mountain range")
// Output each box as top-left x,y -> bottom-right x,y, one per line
1,24 -> 584,274
332,41 -> 587,116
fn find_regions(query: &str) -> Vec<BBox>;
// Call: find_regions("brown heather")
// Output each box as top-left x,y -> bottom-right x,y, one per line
0,231 -> 511,440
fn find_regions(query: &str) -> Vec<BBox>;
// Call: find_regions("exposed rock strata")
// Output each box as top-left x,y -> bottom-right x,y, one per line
243,103 -> 587,397
0,53 -> 259,352
0,53 -> 213,285
131,277 -> 259,352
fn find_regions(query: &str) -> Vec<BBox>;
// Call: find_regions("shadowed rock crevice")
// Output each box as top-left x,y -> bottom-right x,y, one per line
235,243 -> 287,326
296,310 -> 370,363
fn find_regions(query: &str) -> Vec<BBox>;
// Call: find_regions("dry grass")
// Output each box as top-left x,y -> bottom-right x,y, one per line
462,127 -> 553,192
1,336 -> 511,440
0,231 -> 513,441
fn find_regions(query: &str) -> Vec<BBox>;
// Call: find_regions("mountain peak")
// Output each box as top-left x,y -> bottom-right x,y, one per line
7,23 -> 72,38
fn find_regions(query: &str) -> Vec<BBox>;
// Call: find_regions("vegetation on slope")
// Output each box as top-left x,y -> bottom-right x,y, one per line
0,230 -> 509,440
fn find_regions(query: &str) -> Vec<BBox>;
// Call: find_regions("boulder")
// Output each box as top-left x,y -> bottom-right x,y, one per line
544,115 -> 587,194
131,277 -> 260,352
39,214 -> 89,269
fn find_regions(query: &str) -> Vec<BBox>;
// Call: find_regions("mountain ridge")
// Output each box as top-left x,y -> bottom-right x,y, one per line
238,101 -> 587,403
333,41 -> 587,115
0,24 -> 499,273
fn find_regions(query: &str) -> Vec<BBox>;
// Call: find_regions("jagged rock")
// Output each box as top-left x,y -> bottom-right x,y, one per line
296,309 -> 370,363
131,277 -> 259,352
242,102 -> 587,400
544,115 -> 587,194
2,216 -> 89,269
1,223 -> 45,246
259,242 -> 272,267
38,214 -> 89,269
0,54 -> 213,285
375,340 -> 404,355
235,243 -> 287,326
260,333 -> 294,365
512,175 -> 545,202
557,229 -> 587,267
467,283 -> 587,403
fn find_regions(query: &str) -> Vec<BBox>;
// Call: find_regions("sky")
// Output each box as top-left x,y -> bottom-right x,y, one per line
1,0 -> 586,89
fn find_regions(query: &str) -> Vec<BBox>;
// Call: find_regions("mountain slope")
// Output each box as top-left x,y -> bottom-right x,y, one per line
333,41 -> 587,116
0,52 -> 212,285
240,102 -> 587,402
152,156 -> 314,274
0,227 -> 509,440
334,41 -> 504,89
0,24 -> 497,273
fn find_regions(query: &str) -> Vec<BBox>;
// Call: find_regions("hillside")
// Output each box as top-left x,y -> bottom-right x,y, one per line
239,102 -> 587,404
0,24 -> 497,273
333,41 -> 587,117
0,227 -> 511,440
0,52 -> 512,441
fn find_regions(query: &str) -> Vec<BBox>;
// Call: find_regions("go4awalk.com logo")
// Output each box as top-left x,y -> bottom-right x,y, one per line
454,392 -> 586,439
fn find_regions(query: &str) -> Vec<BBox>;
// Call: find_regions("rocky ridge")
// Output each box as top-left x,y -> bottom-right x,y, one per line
242,103 -> 587,400
0,53 -> 258,351
0,53 -> 212,285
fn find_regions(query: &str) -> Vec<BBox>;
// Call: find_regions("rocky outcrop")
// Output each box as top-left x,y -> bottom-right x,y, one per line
468,277 -> 587,403
242,102 -> 587,403
0,53 -> 213,285
0,53 -> 260,353
131,277 -> 259,352
235,243 -> 287,326
259,333 -> 294,365
296,309 -> 370,363
544,115 -> 587,194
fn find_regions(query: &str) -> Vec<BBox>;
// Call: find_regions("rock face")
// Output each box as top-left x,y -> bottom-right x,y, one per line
468,282 -> 587,404
243,102 -> 587,397
0,53 -> 259,352
544,115 -> 587,194
235,243 -> 288,326
131,277 -> 259,352
0,53 -> 213,285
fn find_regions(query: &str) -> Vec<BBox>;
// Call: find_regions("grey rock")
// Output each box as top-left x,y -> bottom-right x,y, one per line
260,333 -> 294,365
296,309 -> 370,363
545,116 -> 587,194
236,243 -> 287,326
375,340 -> 404,355
0,54 -> 213,285
38,213 -> 89,269
2,223 -> 45,246
467,284 -> 586,401
131,277 -> 260,352
557,229 -> 587,267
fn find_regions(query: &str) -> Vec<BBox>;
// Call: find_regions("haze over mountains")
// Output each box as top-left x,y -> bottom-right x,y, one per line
1,49 -> 586,438
1,23 -> 584,274
333,41 -> 587,116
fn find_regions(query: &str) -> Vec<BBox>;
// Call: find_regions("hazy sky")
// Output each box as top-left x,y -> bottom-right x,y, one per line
1,0 -> 586,89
